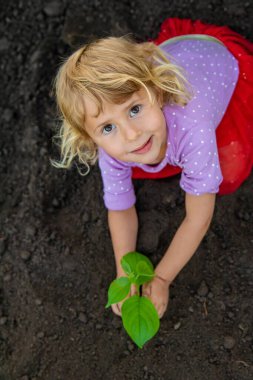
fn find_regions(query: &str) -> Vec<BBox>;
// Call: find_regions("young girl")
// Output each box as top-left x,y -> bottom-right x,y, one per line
53,18 -> 253,319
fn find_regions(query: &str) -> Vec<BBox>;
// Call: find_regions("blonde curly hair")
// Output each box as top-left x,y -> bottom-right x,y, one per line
52,35 -> 192,174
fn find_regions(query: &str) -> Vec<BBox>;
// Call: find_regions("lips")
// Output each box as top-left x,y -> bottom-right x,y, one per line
131,136 -> 153,154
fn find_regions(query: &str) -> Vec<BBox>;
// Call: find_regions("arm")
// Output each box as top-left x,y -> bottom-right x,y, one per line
108,205 -> 138,276
155,192 -> 216,283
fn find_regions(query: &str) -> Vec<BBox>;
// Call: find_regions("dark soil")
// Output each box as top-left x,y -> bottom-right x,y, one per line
0,1 -> 253,379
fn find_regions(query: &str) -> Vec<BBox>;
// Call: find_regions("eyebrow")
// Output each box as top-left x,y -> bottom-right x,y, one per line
94,97 -> 143,129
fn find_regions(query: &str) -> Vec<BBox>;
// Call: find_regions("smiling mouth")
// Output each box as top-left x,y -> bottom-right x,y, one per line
131,136 -> 153,154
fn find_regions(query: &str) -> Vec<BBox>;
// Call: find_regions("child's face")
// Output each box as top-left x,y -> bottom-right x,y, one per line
84,87 -> 167,165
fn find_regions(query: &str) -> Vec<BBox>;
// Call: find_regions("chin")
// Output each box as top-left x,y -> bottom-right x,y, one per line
146,151 -> 162,164
127,148 -> 161,164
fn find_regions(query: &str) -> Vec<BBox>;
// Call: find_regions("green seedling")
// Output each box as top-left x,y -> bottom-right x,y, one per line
105,252 -> 160,348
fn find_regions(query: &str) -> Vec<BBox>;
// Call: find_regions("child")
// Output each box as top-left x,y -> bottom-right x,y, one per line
52,18 -> 253,319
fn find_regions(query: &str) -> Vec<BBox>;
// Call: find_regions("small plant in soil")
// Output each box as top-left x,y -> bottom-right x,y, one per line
106,252 -> 160,348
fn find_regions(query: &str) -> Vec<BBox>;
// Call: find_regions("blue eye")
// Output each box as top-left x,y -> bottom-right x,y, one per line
129,105 -> 141,117
102,124 -> 116,135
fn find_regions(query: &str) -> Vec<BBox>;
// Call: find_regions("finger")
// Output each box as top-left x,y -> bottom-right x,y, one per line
152,302 -> 159,313
156,308 -> 162,318
142,285 -> 151,297
154,302 -> 162,315
111,304 -> 122,317
158,304 -> 167,319
156,306 -> 163,319
111,304 -> 119,316
130,284 -> 138,296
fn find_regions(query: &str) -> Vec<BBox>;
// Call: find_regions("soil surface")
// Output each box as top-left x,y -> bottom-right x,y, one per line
1,1 -> 253,379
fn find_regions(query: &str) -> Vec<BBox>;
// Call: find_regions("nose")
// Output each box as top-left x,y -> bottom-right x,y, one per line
120,122 -> 141,142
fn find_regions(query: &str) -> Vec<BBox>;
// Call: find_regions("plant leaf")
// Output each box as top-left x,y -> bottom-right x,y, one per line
105,277 -> 131,308
134,261 -> 155,286
121,260 -> 132,276
121,252 -> 154,285
136,261 -> 154,276
121,295 -> 160,348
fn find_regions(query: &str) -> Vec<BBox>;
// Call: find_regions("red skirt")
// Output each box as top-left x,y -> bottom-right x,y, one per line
132,18 -> 253,195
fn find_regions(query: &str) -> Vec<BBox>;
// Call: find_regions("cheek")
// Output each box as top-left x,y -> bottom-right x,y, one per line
150,112 -> 165,131
158,111 -> 166,127
100,138 -> 124,154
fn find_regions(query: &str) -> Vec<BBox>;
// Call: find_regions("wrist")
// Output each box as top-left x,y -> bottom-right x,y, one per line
155,262 -> 176,285
116,267 -> 126,278
155,272 -> 172,286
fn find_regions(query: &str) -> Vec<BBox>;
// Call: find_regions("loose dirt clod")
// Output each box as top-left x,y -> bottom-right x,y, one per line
223,336 -> 236,350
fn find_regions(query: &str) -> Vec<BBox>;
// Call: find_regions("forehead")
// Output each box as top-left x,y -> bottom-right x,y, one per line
84,87 -> 151,120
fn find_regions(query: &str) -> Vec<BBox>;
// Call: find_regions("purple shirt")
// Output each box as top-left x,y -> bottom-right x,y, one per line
98,38 -> 239,210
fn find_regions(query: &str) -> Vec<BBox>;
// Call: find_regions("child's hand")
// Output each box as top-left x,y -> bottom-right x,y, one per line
111,273 -> 138,317
142,275 -> 170,319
